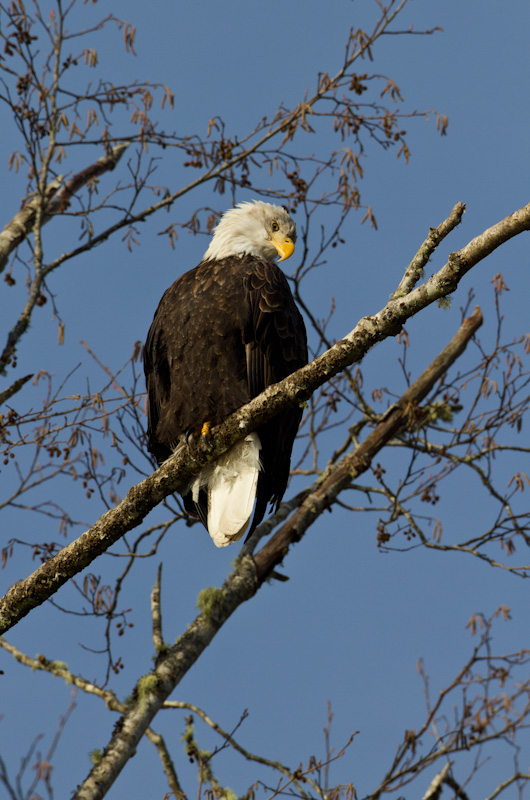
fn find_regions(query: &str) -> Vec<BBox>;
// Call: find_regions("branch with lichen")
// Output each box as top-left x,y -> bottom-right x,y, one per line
0,144 -> 129,276
164,700 -> 325,798
0,636 -> 187,799
0,144 -> 130,375
51,306 -> 481,800
3,198 -> 530,634
0,633 -> 317,800
249,306 -> 483,578
0,637 -> 122,710
391,201 -> 465,298
68,554 -> 258,800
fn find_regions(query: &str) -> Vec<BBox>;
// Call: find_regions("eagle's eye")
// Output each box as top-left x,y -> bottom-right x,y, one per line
271,221 -> 279,232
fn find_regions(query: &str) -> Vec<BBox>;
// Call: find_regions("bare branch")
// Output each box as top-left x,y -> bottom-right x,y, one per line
0,373 -> 33,407
0,144 -> 129,274
421,762 -> 452,800
150,563 -> 164,654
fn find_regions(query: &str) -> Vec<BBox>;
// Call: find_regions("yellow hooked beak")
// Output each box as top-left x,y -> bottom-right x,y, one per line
270,231 -> 295,262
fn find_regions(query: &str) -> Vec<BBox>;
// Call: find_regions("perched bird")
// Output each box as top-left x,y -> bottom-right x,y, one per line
144,200 -> 308,546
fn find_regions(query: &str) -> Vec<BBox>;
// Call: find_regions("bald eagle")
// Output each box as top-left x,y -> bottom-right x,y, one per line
144,200 -> 308,547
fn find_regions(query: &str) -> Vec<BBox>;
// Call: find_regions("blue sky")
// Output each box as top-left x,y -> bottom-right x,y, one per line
1,0 -> 530,798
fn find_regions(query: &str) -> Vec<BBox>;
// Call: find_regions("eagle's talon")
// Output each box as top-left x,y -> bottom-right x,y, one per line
201,421 -> 213,441
184,422 -> 213,450
184,427 -> 195,447
200,421 -> 214,452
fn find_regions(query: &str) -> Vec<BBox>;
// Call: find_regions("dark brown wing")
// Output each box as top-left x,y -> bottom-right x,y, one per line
144,258 -> 252,465
242,259 -> 308,535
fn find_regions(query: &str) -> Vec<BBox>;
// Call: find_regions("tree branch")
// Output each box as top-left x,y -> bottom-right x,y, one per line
0,636 -> 187,798
71,554 -> 258,800
2,195 -> 528,634
68,308 -> 482,800
151,563 -> 164,653
0,144 -> 131,375
0,143 -> 129,274
252,307 -> 483,578
421,762 -> 452,800
392,201 -> 465,297
0,373 -> 34,406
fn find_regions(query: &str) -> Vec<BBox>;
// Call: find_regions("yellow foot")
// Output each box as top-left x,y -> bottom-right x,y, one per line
185,422 -> 212,447
201,420 -> 213,440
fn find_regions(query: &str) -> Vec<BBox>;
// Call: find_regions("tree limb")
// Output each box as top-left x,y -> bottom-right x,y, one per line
0,373 -> 33,407
421,762 -> 452,800
68,307 -> 482,800
1,197 -> 528,633
0,143 -> 129,274
252,307 -> 483,579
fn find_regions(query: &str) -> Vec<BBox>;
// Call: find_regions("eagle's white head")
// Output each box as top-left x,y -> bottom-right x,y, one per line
202,200 -> 296,263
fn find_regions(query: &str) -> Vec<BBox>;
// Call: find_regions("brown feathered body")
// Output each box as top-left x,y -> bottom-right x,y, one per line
144,201 -> 307,546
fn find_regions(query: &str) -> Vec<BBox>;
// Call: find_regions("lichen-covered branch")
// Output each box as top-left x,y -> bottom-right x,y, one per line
0,373 -> 33,407
0,637 -> 123,711
0,144 -> 129,275
66,307 -> 482,800
252,307 -> 483,579
2,197 -> 529,634
392,201 -> 465,298
0,636 -> 187,799
71,555 -> 258,800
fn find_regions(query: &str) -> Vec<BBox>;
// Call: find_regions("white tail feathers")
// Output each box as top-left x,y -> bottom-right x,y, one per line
190,433 -> 261,547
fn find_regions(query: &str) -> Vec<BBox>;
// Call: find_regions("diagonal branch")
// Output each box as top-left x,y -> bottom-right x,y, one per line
0,144 -> 131,375
0,198 -> 528,634
252,306 -> 483,579
0,373 -> 34,406
0,177 -> 62,275
392,202 -> 465,297
69,305 -> 482,800
0,143 -> 129,274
